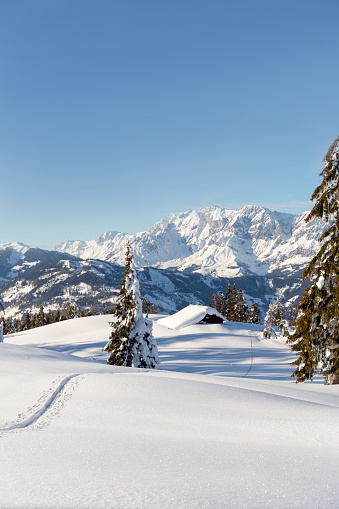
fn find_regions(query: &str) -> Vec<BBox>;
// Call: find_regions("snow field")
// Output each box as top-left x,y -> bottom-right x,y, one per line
1,315 -> 339,508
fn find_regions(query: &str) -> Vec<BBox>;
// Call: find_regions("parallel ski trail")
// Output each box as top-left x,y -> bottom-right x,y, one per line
0,374 -> 82,436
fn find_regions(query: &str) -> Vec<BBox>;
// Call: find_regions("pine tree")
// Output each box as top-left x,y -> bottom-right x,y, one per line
13,318 -> 20,332
248,303 -> 261,324
234,288 -> 249,322
224,284 -> 238,321
284,305 -> 298,325
53,308 -> 61,322
264,297 -> 284,327
31,313 -> 37,329
273,297 -> 284,326
149,303 -> 159,314
0,295 -> 4,314
288,136 -> 339,384
104,243 -> 160,368
3,317 -> 14,335
36,305 -> 45,327
63,303 -> 78,320
0,297 -> 4,341
21,313 -> 32,331
142,297 -> 151,314
208,293 -> 218,309
215,291 -> 226,315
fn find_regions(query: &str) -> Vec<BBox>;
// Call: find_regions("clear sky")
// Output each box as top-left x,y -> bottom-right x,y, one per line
1,0 -> 339,248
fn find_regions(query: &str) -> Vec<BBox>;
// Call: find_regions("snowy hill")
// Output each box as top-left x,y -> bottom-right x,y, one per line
56,205 -> 327,278
1,316 -> 339,508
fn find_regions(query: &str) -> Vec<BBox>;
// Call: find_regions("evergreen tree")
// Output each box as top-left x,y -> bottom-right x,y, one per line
149,303 -> 159,314
142,297 -> 151,314
21,313 -> 32,331
264,303 -> 275,326
3,317 -> 14,335
288,136 -> 339,384
31,313 -> 37,329
215,291 -> 226,315
224,284 -> 238,321
264,298 -> 284,327
208,293 -> 218,309
234,288 -> 249,322
284,305 -> 298,325
64,303 -> 78,320
53,308 -> 61,322
248,303 -> 261,324
13,318 -> 20,332
104,243 -> 160,368
36,305 -> 46,327
272,297 -> 284,326
0,297 -> 4,341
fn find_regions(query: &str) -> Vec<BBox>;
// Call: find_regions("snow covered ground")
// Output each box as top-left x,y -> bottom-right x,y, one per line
1,315 -> 339,508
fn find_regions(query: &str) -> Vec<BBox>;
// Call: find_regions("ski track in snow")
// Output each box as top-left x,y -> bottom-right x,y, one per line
0,374 -> 83,436
241,333 -> 255,378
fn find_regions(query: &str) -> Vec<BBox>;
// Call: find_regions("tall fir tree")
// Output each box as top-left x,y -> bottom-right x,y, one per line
208,292 -> 218,310
284,305 -> 298,325
21,312 -> 32,331
142,297 -> 151,314
224,284 -> 238,321
288,136 -> 339,384
264,297 -> 284,327
215,291 -> 226,315
36,305 -> 46,327
104,243 -> 160,368
248,303 -> 261,324
234,288 -> 249,322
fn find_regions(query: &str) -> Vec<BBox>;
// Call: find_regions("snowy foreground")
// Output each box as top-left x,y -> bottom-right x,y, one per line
1,316 -> 339,509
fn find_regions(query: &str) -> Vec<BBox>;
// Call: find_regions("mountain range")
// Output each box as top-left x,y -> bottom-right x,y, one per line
56,205 -> 326,278
0,205 -> 327,319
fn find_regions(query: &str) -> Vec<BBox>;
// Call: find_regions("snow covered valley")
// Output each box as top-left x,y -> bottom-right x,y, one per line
1,315 -> 339,508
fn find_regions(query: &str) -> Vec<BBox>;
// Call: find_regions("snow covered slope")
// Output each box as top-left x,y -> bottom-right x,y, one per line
1,316 -> 338,508
56,205 -> 327,278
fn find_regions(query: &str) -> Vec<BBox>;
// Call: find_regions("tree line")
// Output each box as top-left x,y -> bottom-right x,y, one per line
209,284 -> 261,323
0,303 -> 99,335
0,297 -> 159,336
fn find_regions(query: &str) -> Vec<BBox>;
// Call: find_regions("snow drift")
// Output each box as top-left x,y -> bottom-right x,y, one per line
1,315 -> 338,509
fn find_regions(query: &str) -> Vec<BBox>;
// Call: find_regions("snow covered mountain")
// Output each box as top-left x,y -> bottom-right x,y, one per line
0,205 -> 327,318
0,241 -> 305,319
0,242 -> 75,282
55,205 -> 327,278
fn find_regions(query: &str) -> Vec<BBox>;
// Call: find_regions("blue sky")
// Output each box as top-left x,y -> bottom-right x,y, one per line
1,0 -> 339,248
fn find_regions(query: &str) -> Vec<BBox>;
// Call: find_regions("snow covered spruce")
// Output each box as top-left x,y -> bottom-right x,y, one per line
288,135 -> 339,384
261,297 -> 292,340
104,242 -> 160,368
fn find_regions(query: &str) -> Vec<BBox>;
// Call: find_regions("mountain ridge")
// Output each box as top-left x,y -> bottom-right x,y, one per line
0,205 -> 327,318
55,205 -> 326,278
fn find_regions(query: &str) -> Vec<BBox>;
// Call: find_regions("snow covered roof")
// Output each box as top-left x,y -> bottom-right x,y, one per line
157,304 -> 225,330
